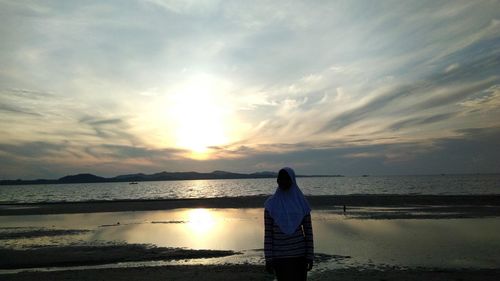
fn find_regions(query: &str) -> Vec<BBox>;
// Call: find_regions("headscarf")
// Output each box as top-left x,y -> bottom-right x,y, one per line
264,167 -> 311,235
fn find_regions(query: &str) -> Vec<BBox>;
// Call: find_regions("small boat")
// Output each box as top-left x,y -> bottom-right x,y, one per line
129,182 -> 138,185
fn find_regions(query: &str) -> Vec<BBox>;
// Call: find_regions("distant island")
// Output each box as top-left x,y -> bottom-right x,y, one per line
0,170 -> 343,185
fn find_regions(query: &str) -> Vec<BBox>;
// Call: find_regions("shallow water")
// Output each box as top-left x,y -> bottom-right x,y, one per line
1,174 -> 499,203
1,208 -> 500,269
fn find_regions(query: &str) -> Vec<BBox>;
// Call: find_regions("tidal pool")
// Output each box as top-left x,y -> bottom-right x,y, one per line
1,208 -> 499,269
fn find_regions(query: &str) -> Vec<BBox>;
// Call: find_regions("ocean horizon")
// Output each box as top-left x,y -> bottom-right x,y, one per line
1,174 -> 499,204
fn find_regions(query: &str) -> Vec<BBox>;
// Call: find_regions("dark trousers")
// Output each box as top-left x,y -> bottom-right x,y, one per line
273,257 -> 307,281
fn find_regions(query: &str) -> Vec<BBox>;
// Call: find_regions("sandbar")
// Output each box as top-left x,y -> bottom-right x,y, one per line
1,195 -> 500,216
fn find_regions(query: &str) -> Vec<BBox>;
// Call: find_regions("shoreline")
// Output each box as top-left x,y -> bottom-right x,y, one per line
1,194 -> 500,216
2,196 -> 500,279
2,265 -> 500,281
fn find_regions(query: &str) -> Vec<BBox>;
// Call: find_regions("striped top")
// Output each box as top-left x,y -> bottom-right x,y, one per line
264,210 -> 314,262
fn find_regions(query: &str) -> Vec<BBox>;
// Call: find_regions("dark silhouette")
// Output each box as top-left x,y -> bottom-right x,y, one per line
264,167 -> 314,281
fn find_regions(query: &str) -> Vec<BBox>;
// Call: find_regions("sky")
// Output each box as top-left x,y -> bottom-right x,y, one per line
0,0 -> 499,179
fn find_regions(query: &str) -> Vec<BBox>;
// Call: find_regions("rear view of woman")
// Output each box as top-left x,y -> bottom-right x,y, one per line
264,167 -> 314,281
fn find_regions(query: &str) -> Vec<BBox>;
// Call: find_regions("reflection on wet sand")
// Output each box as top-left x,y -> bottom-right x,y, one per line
314,214 -> 500,268
187,208 -> 217,236
102,208 -> 262,251
1,208 -> 500,270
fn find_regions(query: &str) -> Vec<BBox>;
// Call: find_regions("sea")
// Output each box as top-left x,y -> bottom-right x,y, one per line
1,174 -> 499,204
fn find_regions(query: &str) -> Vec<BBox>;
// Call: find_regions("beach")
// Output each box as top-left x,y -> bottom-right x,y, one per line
2,0 -> 499,278
2,194 -> 500,217
1,195 -> 500,280
3,266 -> 500,281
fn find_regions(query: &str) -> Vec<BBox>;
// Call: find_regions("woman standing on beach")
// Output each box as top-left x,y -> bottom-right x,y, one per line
264,167 -> 314,281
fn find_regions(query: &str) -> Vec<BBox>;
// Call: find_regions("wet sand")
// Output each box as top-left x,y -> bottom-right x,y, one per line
0,244 -> 237,269
0,264 -> 273,281
3,265 -> 500,281
1,195 -> 500,280
0,227 -> 92,240
311,268 -> 500,281
1,194 -> 500,216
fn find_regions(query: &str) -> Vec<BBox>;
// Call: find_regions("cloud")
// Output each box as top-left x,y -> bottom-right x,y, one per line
415,77 -> 498,110
387,112 -> 458,131
0,141 -> 66,158
445,63 -> 460,73
1,0 -> 499,178
0,103 -> 42,116
2,125 -> 499,179
4,88 -> 55,98
83,118 -> 123,126
143,0 -> 221,15
252,126 -> 500,175
318,49 -> 499,134
0,88 -> 56,117
460,84 -> 500,111
0,140 -> 189,179
93,144 -> 186,160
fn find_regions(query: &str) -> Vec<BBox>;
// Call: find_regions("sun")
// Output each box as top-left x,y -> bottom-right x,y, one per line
168,74 -> 231,158
138,73 -> 247,159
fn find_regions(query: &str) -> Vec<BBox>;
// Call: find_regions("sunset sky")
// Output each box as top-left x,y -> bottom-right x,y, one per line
1,0 -> 499,179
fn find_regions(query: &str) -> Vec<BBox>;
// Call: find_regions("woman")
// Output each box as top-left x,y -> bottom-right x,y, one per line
264,167 -> 314,281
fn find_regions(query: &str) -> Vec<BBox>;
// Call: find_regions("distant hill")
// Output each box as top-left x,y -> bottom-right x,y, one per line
0,170 -> 343,185
59,173 -> 107,183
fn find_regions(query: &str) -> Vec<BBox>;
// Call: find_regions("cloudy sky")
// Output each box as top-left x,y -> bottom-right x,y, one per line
0,0 -> 499,179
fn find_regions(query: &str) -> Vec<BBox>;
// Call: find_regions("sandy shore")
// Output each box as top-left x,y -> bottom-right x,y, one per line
0,265 -> 272,281
0,244 -> 236,269
311,268 -> 500,281
1,194 -> 500,216
2,265 -> 500,281
1,195 -> 499,280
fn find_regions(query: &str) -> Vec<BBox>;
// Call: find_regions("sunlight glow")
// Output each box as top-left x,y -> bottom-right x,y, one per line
187,208 -> 216,235
133,73 -> 250,160
169,74 -> 232,159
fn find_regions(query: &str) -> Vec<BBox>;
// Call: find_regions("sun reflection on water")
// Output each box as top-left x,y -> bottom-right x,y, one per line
187,208 -> 217,236
2,209 -> 500,268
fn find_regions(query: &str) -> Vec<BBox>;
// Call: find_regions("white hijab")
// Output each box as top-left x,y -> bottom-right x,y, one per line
264,167 -> 311,235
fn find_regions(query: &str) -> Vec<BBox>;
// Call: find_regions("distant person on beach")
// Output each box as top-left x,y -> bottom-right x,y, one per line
264,167 -> 314,281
